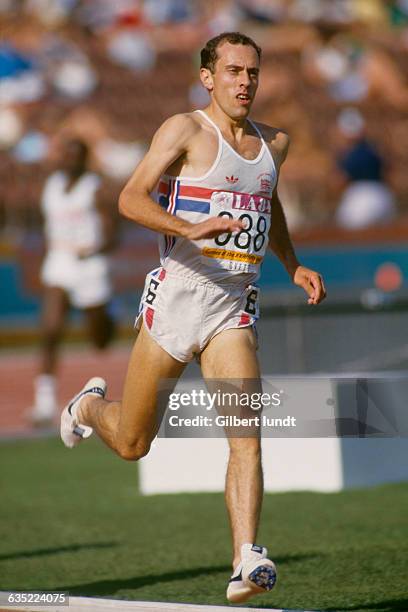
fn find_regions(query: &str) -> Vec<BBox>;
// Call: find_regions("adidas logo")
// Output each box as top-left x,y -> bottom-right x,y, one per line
226,175 -> 239,184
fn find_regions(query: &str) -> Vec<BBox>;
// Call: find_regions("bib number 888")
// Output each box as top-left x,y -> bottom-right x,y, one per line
215,212 -> 267,252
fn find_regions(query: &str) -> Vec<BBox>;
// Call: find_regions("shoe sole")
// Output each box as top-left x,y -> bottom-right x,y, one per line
227,560 -> 277,603
247,563 -> 277,591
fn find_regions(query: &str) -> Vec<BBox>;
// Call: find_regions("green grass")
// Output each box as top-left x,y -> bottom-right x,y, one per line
0,438 -> 407,611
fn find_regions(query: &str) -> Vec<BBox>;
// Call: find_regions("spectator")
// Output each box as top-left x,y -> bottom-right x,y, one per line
334,108 -> 396,229
301,23 -> 408,109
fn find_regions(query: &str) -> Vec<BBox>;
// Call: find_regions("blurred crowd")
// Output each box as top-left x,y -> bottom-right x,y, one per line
1,0 -> 408,239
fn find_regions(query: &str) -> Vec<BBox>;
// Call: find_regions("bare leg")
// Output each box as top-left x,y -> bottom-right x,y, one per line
78,324 -> 186,460
200,327 -> 263,570
40,286 -> 69,375
83,303 -> 115,350
224,437 -> 263,570
31,286 -> 70,421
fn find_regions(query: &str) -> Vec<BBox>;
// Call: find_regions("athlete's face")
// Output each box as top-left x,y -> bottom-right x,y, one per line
201,42 -> 260,119
60,140 -> 88,175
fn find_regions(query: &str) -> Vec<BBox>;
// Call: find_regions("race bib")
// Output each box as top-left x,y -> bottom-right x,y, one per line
201,191 -> 271,272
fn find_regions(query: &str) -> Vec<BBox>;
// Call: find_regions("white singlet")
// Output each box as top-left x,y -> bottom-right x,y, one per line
156,110 -> 277,286
42,171 -> 103,253
40,171 -> 112,309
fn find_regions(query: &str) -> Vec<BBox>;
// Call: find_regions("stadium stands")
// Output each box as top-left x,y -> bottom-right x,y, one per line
0,0 -> 407,240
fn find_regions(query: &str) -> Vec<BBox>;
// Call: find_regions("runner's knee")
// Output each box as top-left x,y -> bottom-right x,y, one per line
116,438 -> 151,461
92,326 -> 113,350
87,311 -> 115,349
42,325 -> 63,347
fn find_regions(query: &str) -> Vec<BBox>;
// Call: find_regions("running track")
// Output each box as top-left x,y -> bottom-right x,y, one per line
0,344 -> 131,437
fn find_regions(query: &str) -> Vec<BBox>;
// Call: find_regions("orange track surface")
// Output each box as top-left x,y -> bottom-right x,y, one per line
0,344 -> 131,437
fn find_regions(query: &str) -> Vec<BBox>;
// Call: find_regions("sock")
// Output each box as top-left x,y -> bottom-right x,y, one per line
33,374 -> 58,418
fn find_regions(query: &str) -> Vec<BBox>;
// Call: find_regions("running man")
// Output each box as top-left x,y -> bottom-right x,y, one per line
61,33 -> 326,603
30,139 -> 116,425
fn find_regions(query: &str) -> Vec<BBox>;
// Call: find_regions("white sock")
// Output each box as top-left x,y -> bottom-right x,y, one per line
33,374 -> 58,418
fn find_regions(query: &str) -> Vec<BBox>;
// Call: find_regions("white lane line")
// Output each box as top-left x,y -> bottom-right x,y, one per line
0,593 -> 317,612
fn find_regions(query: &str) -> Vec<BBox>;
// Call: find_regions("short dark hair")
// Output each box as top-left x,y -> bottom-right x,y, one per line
200,32 -> 261,73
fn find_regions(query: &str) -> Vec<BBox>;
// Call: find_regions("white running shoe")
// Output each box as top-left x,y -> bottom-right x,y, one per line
60,377 -> 106,448
226,543 -> 277,604
29,402 -> 58,428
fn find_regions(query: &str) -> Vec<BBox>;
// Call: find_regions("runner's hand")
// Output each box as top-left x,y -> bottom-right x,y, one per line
184,217 -> 244,240
77,247 -> 95,259
293,266 -> 326,305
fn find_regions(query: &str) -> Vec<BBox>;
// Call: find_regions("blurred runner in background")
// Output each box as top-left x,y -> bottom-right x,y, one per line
30,138 -> 117,425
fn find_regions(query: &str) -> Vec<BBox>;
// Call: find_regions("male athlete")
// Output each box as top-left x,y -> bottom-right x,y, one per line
30,139 -> 116,425
61,33 -> 326,603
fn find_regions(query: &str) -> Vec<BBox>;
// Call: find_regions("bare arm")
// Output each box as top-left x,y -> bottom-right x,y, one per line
267,132 -> 299,277
269,189 -> 300,278
268,133 -> 326,304
95,183 -> 119,253
119,114 -> 243,240
78,181 -> 119,258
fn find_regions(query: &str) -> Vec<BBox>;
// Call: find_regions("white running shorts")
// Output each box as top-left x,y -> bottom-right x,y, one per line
135,267 -> 260,363
41,251 -> 112,309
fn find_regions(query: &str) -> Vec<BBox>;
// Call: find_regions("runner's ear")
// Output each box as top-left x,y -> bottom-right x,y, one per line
200,67 -> 214,92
